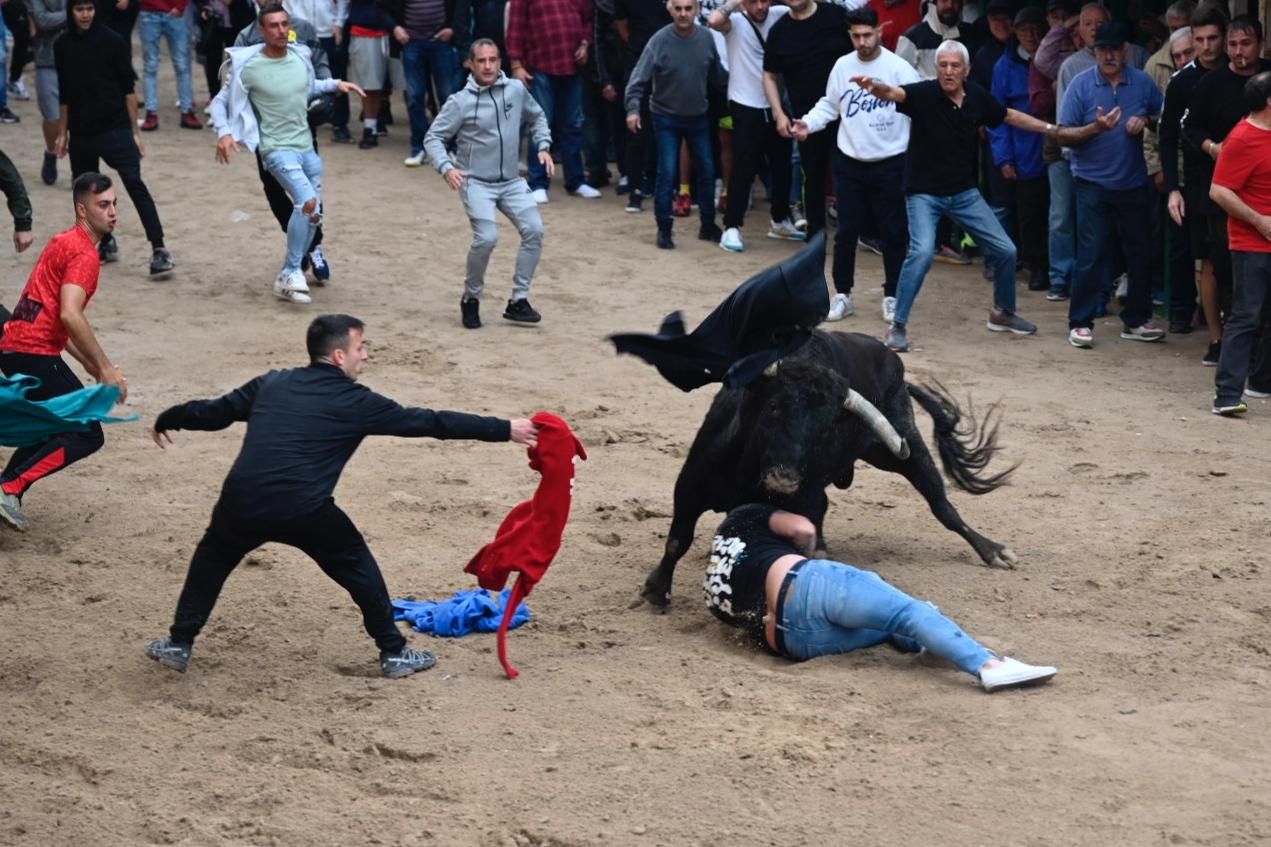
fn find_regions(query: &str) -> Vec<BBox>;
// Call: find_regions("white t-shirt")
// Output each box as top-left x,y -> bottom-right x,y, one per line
722,6 -> 788,109
801,47 -> 920,161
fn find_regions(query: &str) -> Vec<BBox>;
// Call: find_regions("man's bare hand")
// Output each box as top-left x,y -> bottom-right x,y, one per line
790,119 -> 809,141
626,113 -> 641,133
509,418 -> 540,448
1168,188 -> 1185,226
1255,215 -> 1271,243
1001,163 -> 1017,180
1124,114 -> 1146,136
134,131 -> 145,157
435,27 -> 454,41
55,131 -> 69,158
215,135 -> 242,164
444,168 -> 467,190
100,366 -> 128,403
392,25 -> 409,45
1095,105 -> 1122,132
332,27 -> 343,46
1154,171 -> 1165,193
337,80 -> 366,98
574,43 -> 588,65
512,65 -> 533,84
152,428 -> 174,449
537,149 -> 555,178
602,84 -> 617,102
774,112 -> 791,138
13,230 -> 33,252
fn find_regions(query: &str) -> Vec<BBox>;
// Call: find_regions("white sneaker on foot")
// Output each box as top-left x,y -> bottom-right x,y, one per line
1068,327 -> 1094,348
403,150 -> 426,167
531,188 -> 549,204
980,657 -> 1057,692
274,270 -> 312,303
720,227 -> 744,252
882,296 -> 897,323
571,184 -> 601,198
768,218 -> 807,241
826,292 -> 854,321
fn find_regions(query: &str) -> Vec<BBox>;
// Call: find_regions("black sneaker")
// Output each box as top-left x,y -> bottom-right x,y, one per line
0,107 -> 18,124
698,221 -> 723,242
1168,319 -> 1194,334
461,296 -> 481,328
656,223 -> 674,250
99,233 -> 120,263
1026,268 -> 1048,291
41,151 -> 56,186
503,297 -> 541,323
149,248 -> 175,277
1202,340 -> 1221,367
358,128 -> 378,149
380,647 -> 436,678
625,191 -> 643,213
145,638 -> 192,672
332,125 -> 353,143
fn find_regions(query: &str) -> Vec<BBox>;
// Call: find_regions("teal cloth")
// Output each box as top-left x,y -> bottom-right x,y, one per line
0,374 -> 137,447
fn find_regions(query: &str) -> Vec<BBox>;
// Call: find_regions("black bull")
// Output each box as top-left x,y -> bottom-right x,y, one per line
641,329 -> 1017,607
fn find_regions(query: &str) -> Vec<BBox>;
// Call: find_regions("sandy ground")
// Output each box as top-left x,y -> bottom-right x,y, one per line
1,64 -> 1269,847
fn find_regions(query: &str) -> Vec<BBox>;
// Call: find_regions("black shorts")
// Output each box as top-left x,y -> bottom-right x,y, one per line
1185,183 -> 1211,261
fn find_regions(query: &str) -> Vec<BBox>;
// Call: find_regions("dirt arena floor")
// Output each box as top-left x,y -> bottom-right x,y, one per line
1,67 -> 1269,847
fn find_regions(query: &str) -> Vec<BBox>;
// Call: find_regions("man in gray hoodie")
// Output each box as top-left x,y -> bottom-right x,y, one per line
424,38 -> 552,329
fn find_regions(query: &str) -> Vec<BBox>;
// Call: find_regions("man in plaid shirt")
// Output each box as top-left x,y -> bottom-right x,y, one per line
507,0 -> 602,202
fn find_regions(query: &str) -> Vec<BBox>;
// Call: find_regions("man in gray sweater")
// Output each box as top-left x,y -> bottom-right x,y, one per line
624,0 -> 725,249
424,39 -> 552,328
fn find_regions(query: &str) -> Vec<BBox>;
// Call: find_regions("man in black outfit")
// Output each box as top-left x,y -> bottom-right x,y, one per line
145,315 -> 540,679
54,0 -> 175,277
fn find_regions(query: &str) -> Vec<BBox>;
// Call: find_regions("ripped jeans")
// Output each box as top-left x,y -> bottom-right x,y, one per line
262,148 -> 323,275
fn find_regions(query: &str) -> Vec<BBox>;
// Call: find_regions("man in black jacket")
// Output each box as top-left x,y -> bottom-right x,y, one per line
145,314 -> 540,679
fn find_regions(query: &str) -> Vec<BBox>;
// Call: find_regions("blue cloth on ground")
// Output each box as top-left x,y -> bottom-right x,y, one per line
391,588 -> 532,637
0,374 -> 138,448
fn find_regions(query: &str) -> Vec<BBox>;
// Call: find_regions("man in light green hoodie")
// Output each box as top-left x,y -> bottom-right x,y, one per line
425,38 -> 552,329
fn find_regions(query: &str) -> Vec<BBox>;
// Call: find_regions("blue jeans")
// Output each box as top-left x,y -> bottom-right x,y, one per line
1071,179 -> 1153,330
139,11 -> 194,113
526,72 -> 585,192
402,39 -> 458,154
1047,158 -> 1075,293
0,14 -> 8,110
652,112 -> 715,225
894,189 -> 1018,326
262,149 -> 323,274
779,560 -> 994,675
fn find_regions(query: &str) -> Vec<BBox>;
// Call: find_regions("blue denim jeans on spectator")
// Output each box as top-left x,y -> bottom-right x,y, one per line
1048,158 -> 1075,294
526,72 -> 585,192
403,39 -> 458,155
652,112 -> 715,225
893,188 -> 1018,326
0,13 -> 8,111
778,559 -> 994,674
1214,250 -> 1271,405
262,149 -> 323,274
139,10 -> 194,113
1071,179 -> 1153,331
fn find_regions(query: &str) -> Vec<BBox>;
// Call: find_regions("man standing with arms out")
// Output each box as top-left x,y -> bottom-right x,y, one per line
761,0 -> 851,241
793,5 -> 917,323
144,314 -> 540,677
55,0 -> 176,279
707,0 -> 799,254
1061,23 -> 1165,349
1210,72 -> 1271,416
506,0 -> 601,203
425,39 -> 552,329
0,174 -> 125,533
624,0 -> 725,250
857,41 -> 1060,353
137,0 -> 203,131
211,3 -> 363,304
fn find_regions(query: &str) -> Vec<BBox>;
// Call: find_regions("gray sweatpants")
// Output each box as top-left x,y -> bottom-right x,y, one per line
461,177 -> 544,301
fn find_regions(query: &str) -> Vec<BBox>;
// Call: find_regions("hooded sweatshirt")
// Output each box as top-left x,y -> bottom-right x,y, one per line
54,0 -> 136,137
895,4 -> 965,81
423,71 -> 551,183
29,0 -> 68,69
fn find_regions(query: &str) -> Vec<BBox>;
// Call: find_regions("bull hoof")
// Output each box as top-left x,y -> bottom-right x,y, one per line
639,583 -> 672,610
983,546 -> 1018,570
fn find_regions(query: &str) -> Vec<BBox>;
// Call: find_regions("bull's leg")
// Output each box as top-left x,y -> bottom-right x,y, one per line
641,469 -> 710,609
809,489 -> 830,557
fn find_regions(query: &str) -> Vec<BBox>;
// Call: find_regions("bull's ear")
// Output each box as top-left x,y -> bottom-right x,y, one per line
763,361 -> 780,377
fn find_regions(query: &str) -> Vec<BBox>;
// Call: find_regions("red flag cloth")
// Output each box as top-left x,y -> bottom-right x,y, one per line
465,412 -> 586,678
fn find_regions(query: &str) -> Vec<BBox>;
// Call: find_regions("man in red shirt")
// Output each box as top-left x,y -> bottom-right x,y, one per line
0,172 -> 127,531
1210,71 -> 1271,416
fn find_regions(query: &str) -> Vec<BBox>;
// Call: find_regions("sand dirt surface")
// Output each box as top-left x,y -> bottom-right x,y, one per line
1,73 -> 1269,847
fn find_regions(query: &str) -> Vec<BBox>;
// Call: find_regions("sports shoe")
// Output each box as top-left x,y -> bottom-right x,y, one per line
570,184 -> 602,199
1246,386 -> 1271,399
332,125 -> 353,143
0,492 -> 28,532
979,657 -> 1057,692
858,235 -> 883,255
884,322 -> 909,352
461,297 -> 481,328
149,248 -> 175,277
624,191 -> 643,213
987,309 -> 1037,335
826,292 -> 854,321
0,107 -> 18,124
1120,322 -> 1165,342
934,245 -> 971,265
656,223 -> 674,250
616,175 -> 630,195
307,245 -> 330,283
882,296 -> 897,324
503,297 -> 541,323
1068,327 -> 1094,348
145,638 -> 192,672
791,202 -> 808,231
179,111 -> 203,130
40,151 -> 56,186
141,111 -> 159,132
1046,286 -> 1069,302
1113,273 -> 1128,301
698,221 -> 723,242
1026,268 -> 1048,291
768,218 -> 806,241
99,233 -> 120,263
381,647 -> 436,678
672,192 -> 691,217
1202,340 -> 1221,366
719,227 -> 744,252
1212,400 -> 1248,417
8,79 -> 30,100
531,188 -> 549,204
273,270 -> 312,304
358,127 -> 378,149
403,149 -> 426,167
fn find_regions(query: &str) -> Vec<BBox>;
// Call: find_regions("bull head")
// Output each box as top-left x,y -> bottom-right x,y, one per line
763,360 -> 909,460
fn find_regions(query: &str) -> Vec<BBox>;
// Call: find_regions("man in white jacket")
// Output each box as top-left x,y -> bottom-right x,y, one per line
210,2 -> 363,303
794,5 -> 918,323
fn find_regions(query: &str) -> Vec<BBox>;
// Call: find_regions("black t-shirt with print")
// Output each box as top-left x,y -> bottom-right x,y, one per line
896,79 -> 1007,196
703,504 -> 801,646
763,1 -> 852,116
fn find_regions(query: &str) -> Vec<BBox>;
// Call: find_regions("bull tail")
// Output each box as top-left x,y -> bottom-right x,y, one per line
905,380 -> 1016,495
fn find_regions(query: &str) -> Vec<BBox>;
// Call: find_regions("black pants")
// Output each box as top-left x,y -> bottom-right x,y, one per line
796,120 -> 835,237
0,352 -> 105,498
624,91 -> 654,196
321,36 -> 350,130
724,101 -> 790,230
1012,175 -> 1049,274
832,150 -> 906,296
169,499 -> 407,654
202,25 -> 236,99
1162,192 -> 1195,325
69,128 -> 165,249
2,1 -> 30,83
257,146 -> 323,252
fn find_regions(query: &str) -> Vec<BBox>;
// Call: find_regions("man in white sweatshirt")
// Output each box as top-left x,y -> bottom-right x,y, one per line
793,5 -> 918,322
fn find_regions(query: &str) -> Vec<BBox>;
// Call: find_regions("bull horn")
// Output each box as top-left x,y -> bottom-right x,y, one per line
843,389 -> 910,460
763,361 -> 779,377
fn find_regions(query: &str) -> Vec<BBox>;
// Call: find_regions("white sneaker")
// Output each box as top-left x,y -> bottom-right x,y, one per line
826,292 -> 854,321
274,270 -> 311,303
1246,386 -> 1271,399
571,184 -> 601,199
882,296 -> 897,323
768,218 -> 807,241
532,188 -> 549,204
1068,327 -> 1094,348
980,657 -> 1057,692
403,150 -> 426,167
8,80 -> 29,101
719,227 -> 744,253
